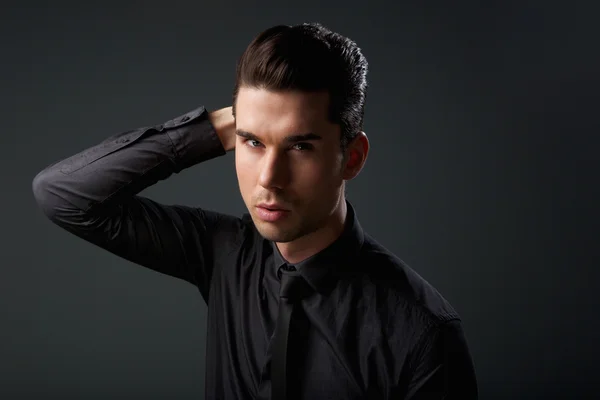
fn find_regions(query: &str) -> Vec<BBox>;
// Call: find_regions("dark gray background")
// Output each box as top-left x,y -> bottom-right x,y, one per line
2,1 -> 598,399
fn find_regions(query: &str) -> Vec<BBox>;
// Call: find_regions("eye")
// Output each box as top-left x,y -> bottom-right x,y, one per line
292,143 -> 313,151
245,139 -> 263,148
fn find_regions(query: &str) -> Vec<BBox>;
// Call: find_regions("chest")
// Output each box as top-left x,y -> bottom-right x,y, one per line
206,265 -> 400,399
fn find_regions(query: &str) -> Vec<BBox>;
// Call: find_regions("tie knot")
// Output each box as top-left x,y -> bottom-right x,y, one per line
278,265 -> 311,300
281,264 -> 296,273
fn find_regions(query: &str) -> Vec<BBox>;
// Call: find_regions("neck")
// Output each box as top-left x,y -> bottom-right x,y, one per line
276,197 -> 347,265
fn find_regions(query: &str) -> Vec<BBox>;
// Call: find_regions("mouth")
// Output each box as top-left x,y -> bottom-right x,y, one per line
256,203 -> 289,212
255,204 -> 291,222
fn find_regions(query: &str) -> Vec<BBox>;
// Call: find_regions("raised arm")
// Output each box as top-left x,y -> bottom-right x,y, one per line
32,105 -> 237,300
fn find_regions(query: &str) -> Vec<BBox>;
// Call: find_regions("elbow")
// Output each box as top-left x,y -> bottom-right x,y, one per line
32,167 -> 103,237
32,168 -> 66,222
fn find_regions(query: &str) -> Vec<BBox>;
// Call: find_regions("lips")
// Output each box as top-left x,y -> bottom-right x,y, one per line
257,203 -> 289,211
255,204 -> 291,222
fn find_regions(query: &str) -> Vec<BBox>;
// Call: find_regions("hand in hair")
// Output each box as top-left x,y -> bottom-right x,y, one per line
209,106 -> 236,152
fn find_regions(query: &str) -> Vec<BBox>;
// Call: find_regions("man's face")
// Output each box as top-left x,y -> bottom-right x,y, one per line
234,86 -> 345,243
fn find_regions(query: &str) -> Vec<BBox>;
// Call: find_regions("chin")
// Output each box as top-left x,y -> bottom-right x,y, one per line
247,212 -> 297,243
253,221 -> 298,243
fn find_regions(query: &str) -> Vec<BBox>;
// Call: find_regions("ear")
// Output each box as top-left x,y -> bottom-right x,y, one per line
342,131 -> 369,180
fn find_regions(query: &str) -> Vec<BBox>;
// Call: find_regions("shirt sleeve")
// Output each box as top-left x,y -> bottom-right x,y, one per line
403,319 -> 479,400
31,105 -> 242,302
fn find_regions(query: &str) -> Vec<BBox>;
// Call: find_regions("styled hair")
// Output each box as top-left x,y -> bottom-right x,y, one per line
232,22 -> 368,151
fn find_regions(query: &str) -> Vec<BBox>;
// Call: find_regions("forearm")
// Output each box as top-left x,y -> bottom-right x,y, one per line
32,106 -> 226,232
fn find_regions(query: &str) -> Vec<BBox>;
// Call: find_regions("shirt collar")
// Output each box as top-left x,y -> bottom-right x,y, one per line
271,200 -> 365,295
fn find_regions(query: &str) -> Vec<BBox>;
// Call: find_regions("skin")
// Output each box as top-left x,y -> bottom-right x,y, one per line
231,86 -> 369,264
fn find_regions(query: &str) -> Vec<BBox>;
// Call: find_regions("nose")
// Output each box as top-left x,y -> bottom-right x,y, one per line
258,149 -> 289,190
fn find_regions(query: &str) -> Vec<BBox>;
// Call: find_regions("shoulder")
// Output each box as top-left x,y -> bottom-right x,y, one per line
180,208 -> 255,260
355,233 -> 461,329
217,211 -> 268,256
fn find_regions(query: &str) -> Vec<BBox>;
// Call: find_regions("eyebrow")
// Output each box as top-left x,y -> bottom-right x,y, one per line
236,129 -> 322,143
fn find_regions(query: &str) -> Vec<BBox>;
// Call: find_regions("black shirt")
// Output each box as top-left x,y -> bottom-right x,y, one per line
32,105 -> 478,399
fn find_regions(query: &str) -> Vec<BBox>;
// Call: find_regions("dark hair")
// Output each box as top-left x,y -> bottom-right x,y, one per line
232,22 -> 368,152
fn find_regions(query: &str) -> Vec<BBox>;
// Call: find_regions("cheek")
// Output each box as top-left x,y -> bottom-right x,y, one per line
294,159 -> 340,189
235,153 -> 255,190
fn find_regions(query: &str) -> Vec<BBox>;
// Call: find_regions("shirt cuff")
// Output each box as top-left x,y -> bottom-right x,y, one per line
162,106 -> 227,171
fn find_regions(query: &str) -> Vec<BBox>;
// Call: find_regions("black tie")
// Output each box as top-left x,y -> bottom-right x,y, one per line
271,264 -> 312,400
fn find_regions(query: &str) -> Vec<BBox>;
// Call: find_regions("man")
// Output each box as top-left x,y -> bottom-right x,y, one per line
32,22 -> 477,399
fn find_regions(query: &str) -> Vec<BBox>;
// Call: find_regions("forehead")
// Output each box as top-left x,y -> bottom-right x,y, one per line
235,87 -> 334,137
